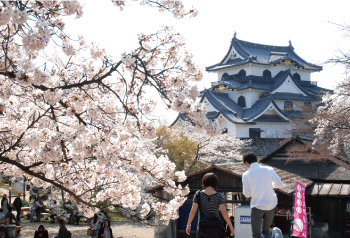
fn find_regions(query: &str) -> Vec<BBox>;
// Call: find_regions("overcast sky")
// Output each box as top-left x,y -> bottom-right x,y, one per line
66,0 -> 350,122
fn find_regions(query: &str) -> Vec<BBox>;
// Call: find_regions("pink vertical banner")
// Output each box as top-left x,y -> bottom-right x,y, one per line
292,181 -> 308,237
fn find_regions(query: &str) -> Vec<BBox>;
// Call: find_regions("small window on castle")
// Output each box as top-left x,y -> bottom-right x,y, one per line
249,128 -> 261,139
293,73 -> 301,81
238,95 -> 246,107
304,101 -> 312,109
284,101 -> 293,110
238,69 -> 246,77
263,69 -> 272,78
221,73 -> 229,80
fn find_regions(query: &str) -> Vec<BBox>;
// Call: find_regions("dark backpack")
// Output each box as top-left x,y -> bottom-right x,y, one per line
196,190 -> 226,238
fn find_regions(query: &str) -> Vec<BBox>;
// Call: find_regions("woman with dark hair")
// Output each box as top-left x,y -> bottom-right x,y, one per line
34,224 -> 49,238
98,219 -> 113,238
90,213 -> 102,238
186,173 -> 234,238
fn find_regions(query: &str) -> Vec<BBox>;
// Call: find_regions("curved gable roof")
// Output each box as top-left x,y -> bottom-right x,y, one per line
244,98 -> 289,122
206,36 -> 322,72
202,89 -> 290,123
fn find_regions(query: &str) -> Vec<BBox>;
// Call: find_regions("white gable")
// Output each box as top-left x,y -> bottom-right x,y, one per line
248,101 -> 289,122
223,46 -> 244,64
202,96 -> 217,112
271,75 -> 307,96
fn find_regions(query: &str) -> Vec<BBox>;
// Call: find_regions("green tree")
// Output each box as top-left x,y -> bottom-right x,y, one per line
156,125 -> 207,173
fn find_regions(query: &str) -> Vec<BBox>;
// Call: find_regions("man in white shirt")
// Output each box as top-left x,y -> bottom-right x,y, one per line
242,153 -> 283,238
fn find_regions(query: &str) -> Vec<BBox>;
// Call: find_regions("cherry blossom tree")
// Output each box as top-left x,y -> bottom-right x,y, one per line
0,0 -> 218,224
311,78 -> 350,166
310,23 -> 350,167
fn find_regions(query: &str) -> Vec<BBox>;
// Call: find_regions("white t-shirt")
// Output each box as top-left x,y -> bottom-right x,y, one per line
242,162 -> 283,210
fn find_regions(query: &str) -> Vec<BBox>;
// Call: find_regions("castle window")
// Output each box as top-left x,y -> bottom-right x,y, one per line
238,95 -> 246,107
238,69 -> 246,77
304,101 -> 312,109
249,128 -> 261,139
263,69 -> 272,78
284,101 -> 293,110
293,73 -> 301,81
221,72 -> 229,80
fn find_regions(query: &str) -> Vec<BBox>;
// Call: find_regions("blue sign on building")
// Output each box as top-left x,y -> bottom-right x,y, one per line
240,216 -> 251,224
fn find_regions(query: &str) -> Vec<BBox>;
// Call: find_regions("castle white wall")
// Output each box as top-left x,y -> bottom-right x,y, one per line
234,123 -> 292,138
272,76 -> 307,95
217,117 -> 237,136
274,100 -> 306,111
203,97 -> 217,112
216,65 -> 312,81
228,90 -> 261,108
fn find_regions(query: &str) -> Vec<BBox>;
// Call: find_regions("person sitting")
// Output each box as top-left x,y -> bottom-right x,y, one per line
49,200 -> 58,223
50,212 -> 56,223
5,206 -> 20,226
34,224 -> 49,238
0,208 -> 5,220
54,219 -> 71,238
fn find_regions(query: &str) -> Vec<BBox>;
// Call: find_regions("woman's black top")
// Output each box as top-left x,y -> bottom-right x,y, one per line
34,230 -> 49,238
193,190 -> 225,224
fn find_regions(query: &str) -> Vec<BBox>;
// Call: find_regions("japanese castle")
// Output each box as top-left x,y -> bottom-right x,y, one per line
173,34 -> 330,139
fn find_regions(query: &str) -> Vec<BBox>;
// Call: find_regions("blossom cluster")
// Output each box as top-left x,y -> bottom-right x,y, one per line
111,0 -> 198,18
312,77 -> 350,159
0,0 -> 208,225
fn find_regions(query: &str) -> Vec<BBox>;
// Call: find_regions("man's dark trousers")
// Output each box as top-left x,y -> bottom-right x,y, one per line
251,207 -> 275,238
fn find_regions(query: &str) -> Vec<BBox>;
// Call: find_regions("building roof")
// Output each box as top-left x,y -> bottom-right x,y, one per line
206,36 -> 322,72
260,92 -> 317,102
146,164 -> 313,195
170,113 -> 187,126
213,69 -> 328,98
216,163 -> 313,195
201,89 -> 289,123
260,136 -> 350,182
307,183 -> 350,196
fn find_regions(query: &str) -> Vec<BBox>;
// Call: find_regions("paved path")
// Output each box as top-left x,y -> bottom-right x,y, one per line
18,220 -> 154,238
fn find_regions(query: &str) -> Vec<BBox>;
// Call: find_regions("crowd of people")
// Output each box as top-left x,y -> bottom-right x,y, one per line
0,204 -> 114,238
0,192 -> 115,237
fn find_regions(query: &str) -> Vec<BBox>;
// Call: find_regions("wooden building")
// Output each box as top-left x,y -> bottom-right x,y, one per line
261,136 -> 350,237
150,163 -> 312,238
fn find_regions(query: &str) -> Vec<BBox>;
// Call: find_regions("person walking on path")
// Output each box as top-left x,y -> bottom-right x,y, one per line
34,224 -> 49,238
242,153 -> 283,238
13,193 -> 23,221
1,194 -> 9,214
98,219 -> 114,238
186,173 -> 234,238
